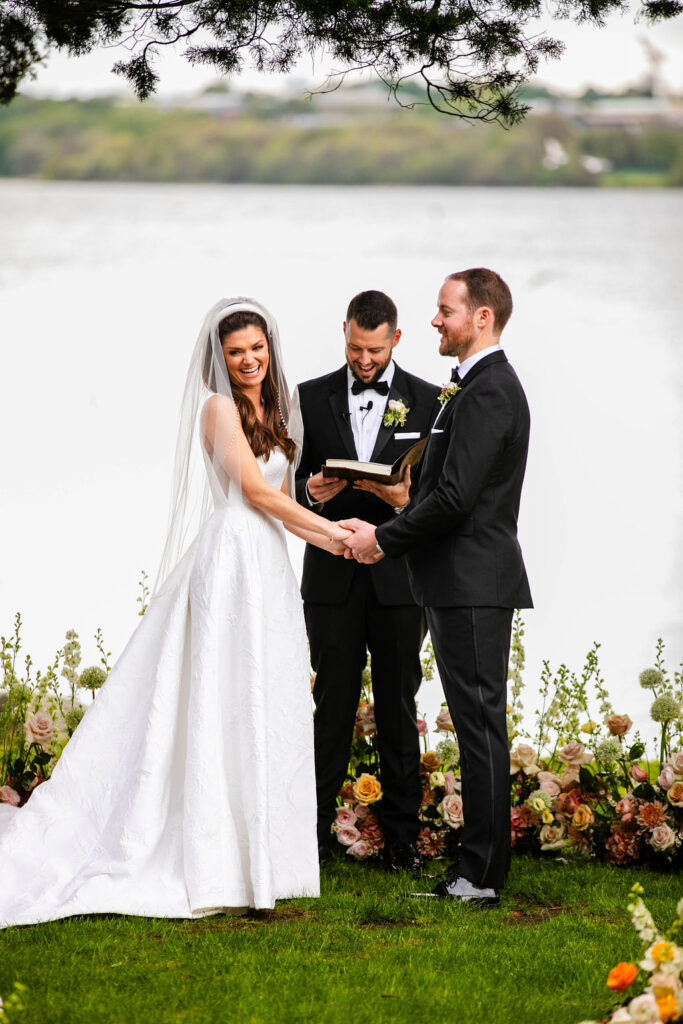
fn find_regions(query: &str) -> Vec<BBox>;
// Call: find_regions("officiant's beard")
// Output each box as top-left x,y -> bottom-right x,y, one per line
347,352 -> 392,384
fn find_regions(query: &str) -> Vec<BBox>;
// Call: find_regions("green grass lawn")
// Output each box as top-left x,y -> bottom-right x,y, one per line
1,856 -> 677,1024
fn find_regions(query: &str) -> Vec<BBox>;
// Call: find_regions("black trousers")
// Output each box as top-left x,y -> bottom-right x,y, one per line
305,567 -> 426,848
426,606 -> 514,890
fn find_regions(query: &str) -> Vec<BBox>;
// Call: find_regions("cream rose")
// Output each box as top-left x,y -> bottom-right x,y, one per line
438,793 -> 464,828
435,706 -> 455,733
627,994 -> 660,1024
539,823 -> 567,850
668,751 -> 683,775
649,824 -> 676,853
558,741 -> 594,767
605,713 -> 633,736
0,786 -> 20,806
24,710 -> 54,747
509,743 -> 540,775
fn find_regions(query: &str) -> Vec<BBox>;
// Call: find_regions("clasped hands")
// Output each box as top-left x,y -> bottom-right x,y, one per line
309,466 -> 411,564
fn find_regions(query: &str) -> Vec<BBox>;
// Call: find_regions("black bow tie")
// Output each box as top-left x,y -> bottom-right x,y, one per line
450,368 -> 461,383
351,379 -> 390,396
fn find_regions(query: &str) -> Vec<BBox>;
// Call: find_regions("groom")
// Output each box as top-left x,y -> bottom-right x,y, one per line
342,269 -> 532,906
294,290 -> 440,870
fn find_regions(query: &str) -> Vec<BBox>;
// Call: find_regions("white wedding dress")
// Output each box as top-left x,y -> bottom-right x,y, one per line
0,449 -> 319,927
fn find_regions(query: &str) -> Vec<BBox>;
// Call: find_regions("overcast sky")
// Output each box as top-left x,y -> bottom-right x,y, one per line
22,11 -> 683,100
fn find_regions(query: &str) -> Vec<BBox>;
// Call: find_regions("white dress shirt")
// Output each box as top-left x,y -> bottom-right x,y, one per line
456,343 -> 502,379
347,360 -> 395,462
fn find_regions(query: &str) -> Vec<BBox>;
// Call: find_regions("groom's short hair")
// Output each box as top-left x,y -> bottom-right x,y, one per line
346,290 -> 398,335
448,268 -> 513,335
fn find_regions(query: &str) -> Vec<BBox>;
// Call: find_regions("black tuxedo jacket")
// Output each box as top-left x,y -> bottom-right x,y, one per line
376,351 -> 533,609
295,363 -> 440,606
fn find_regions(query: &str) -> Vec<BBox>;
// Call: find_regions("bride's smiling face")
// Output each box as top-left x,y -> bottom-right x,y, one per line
221,325 -> 269,391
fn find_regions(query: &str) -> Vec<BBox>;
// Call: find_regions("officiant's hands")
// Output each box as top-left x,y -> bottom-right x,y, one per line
307,471 -> 348,503
338,519 -> 384,564
353,466 -> 411,509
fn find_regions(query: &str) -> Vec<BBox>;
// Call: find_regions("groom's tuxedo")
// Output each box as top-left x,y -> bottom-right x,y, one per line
295,362 -> 440,849
376,349 -> 532,889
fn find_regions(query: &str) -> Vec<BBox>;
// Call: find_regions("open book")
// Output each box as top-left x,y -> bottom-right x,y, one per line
321,437 -> 427,484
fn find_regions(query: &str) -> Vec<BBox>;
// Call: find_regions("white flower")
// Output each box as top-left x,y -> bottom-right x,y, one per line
610,1011 -> 633,1023
382,400 -> 409,427
640,940 -> 683,973
627,994 -> 659,1024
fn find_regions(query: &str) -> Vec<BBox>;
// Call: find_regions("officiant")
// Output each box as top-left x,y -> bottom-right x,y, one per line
294,290 -> 440,870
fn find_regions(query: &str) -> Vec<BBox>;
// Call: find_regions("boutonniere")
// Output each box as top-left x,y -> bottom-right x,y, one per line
438,382 -> 461,406
383,399 -> 409,428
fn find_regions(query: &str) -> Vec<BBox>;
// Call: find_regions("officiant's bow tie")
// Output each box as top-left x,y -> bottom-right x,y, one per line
351,379 -> 390,396
450,368 -> 461,384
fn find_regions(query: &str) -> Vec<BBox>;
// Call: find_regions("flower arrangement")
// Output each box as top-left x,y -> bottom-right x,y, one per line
578,884 -> 683,1023
331,615 -> 683,867
437,381 -> 461,406
382,399 -> 409,428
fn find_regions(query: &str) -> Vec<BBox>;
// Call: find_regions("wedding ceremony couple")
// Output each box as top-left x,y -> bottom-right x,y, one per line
0,268 -> 531,928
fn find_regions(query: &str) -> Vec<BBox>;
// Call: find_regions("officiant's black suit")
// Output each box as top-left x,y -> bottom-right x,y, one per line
376,350 -> 532,890
295,363 -> 440,849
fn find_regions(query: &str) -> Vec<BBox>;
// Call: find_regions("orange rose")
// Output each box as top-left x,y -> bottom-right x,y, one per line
606,962 -> 637,992
656,995 -> 679,1023
571,804 -> 595,831
667,780 -> 683,807
420,752 -> 440,776
353,773 -> 383,805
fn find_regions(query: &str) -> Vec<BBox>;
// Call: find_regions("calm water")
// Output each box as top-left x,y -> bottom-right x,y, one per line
1,180 -> 681,739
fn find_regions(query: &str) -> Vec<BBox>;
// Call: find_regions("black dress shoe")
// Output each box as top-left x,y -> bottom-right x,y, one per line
409,872 -> 500,907
385,843 -> 422,874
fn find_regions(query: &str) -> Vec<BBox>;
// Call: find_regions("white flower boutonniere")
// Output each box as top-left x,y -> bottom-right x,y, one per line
438,382 -> 461,406
383,399 -> 409,428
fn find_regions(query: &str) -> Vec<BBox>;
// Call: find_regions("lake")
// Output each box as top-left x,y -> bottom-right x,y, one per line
0,180 -> 681,743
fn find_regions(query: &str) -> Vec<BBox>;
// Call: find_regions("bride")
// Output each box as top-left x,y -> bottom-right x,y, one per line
0,297 -> 351,927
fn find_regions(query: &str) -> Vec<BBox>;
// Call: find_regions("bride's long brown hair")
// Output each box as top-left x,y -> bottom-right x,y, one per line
215,310 -> 296,463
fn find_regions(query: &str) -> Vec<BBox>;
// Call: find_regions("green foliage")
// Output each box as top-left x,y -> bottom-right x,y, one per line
4,0 -> 680,121
1,95 -> 681,185
0,860 -> 678,1024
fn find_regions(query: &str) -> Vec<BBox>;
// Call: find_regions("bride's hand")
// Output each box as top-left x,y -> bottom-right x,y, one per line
329,523 -> 353,556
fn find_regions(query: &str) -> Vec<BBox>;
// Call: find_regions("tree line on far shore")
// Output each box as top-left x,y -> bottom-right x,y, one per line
1,94 -> 681,187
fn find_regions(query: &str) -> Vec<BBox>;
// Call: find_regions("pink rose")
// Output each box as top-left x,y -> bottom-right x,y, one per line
615,797 -> 637,823
558,741 -> 594,767
668,751 -> 683,775
336,825 -> 361,847
335,806 -> 357,827
24,711 -> 53,747
443,770 -> 458,795
560,766 -> 581,790
537,771 -> 562,799
0,786 -> 20,806
438,793 -> 464,829
435,706 -> 455,733
649,824 -> 676,853
347,839 -> 372,859
627,994 -> 660,1024
658,765 -> 675,790
355,804 -> 370,820
416,718 -> 428,737
630,764 -> 648,783
355,703 -> 377,738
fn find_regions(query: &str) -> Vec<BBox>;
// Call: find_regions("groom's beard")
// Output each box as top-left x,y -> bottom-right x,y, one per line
438,320 -> 477,360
